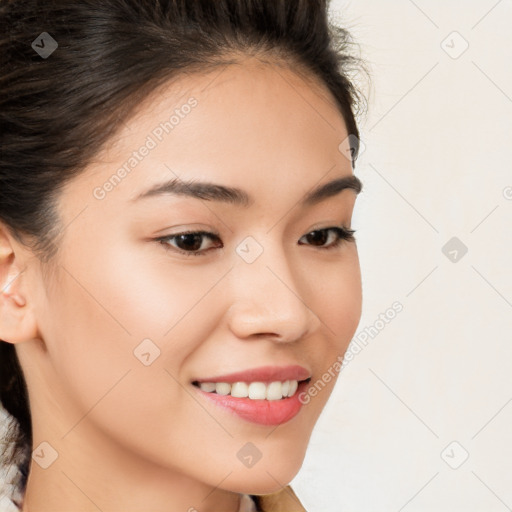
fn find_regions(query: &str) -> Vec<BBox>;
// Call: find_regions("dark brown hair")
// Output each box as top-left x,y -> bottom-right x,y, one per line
0,0 -> 365,502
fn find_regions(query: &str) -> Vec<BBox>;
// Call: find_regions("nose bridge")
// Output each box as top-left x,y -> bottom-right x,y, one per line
226,233 -> 318,342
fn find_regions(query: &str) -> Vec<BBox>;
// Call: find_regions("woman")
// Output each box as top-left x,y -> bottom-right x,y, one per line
0,0 -> 365,510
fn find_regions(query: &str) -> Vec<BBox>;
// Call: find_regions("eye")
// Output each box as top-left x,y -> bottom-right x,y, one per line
155,230 -> 222,257
298,226 -> 356,250
154,226 -> 356,257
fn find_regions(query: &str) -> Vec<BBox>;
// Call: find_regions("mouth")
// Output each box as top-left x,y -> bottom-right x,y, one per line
191,364 -> 312,400
191,377 -> 312,401
190,366 -> 313,426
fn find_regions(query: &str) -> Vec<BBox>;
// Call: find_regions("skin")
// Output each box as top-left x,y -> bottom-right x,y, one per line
0,57 -> 362,512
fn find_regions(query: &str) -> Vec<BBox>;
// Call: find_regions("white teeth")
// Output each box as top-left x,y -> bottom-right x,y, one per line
215,382 -> 231,395
266,381 -> 282,401
248,382 -> 267,399
199,382 -> 216,393
197,379 -> 301,400
231,382 -> 249,398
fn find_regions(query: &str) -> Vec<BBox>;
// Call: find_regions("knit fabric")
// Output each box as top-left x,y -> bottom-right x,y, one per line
0,407 -> 25,512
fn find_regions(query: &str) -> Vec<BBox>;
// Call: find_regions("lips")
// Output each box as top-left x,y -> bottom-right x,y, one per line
192,364 -> 311,384
191,365 -> 312,426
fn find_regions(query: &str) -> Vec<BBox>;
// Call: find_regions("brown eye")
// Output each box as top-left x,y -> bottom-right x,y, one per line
174,233 -> 206,252
304,230 -> 329,246
299,227 -> 356,249
156,231 -> 222,257
155,226 -> 355,258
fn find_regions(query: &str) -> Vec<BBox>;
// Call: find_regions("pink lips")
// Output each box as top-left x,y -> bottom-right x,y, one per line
192,365 -> 312,426
193,364 -> 311,384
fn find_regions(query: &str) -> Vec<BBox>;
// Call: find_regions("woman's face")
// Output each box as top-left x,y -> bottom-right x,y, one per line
18,59 -> 362,499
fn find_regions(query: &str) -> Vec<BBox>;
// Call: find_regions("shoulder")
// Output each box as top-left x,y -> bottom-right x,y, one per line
251,485 -> 308,512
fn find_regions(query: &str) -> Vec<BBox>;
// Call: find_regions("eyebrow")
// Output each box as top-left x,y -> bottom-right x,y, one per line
131,174 -> 362,207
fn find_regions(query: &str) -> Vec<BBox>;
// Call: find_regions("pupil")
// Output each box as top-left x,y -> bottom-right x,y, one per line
178,234 -> 202,251
308,230 -> 327,246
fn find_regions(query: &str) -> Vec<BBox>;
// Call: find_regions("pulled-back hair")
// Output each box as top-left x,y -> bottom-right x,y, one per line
0,0 -> 365,505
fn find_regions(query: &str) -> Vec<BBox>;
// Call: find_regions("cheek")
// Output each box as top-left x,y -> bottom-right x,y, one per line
55,236 -> 217,346
294,251 -> 361,413
36,247 -> 181,416
39,267 -> 200,465
315,250 -> 362,345
93,240 -> 230,341
39,241 -> 229,423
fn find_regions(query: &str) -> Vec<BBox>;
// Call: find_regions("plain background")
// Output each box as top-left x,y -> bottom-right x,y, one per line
1,1 -> 511,511
291,1 -> 512,511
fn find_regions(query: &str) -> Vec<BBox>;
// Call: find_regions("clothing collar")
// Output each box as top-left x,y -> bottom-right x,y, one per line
238,493 -> 258,511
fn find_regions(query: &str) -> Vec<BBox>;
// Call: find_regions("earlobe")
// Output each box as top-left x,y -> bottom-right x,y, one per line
0,224 -> 39,344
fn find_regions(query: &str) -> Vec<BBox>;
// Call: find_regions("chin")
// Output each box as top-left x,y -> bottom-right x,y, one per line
224,456 -> 305,496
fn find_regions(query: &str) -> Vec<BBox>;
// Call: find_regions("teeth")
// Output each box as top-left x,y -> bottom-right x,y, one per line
248,382 -> 266,400
231,382 -> 249,398
215,382 -> 231,395
288,379 -> 298,397
197,379 -> 300,400
199,382 -> 216,393
266,381 -> 282,401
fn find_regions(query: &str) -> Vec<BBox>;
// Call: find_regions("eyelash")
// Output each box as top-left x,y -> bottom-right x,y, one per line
154,226 -> 356,258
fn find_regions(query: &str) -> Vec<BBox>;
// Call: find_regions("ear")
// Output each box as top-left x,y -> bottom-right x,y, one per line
0,222 -> 39,344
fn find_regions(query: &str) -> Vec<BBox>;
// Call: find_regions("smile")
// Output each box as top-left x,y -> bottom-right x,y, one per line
191,366 -> 313,426
192,379 -> 310,401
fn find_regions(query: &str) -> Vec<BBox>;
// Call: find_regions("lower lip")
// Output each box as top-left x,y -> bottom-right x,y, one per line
193,380 -> 310,426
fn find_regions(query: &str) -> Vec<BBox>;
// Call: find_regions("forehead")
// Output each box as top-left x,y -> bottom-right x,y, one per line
66,58 -> 353,215
101,57 -> 348,159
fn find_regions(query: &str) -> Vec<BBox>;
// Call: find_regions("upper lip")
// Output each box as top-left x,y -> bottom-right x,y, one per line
193,365 -> 311,384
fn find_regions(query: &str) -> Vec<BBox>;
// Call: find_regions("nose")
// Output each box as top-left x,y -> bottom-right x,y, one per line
225,239 -> 321,343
